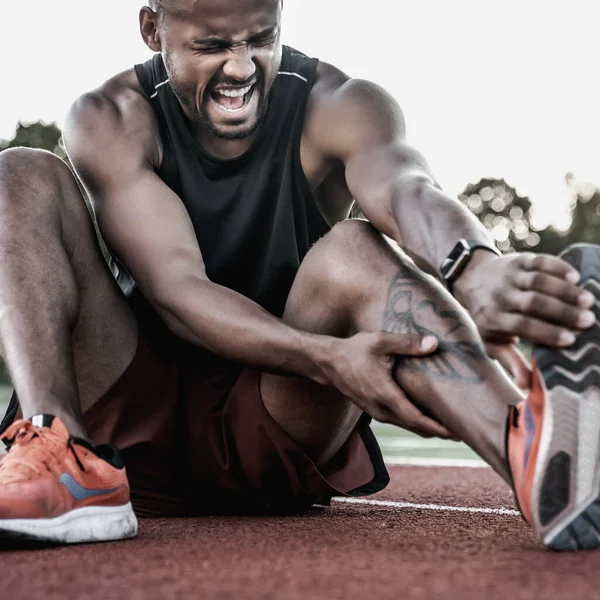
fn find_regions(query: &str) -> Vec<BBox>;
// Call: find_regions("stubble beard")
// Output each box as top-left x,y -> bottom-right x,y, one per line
169,77 -> 269,141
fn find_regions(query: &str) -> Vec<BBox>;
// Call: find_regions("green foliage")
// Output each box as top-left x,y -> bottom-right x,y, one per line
0,121 -> 67,158
459,175 -> 600,256
458,178 -> 538,253
565,173 -> 600,247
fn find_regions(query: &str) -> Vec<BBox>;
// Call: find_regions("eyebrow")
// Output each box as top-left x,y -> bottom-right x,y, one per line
192,26 -> 278,45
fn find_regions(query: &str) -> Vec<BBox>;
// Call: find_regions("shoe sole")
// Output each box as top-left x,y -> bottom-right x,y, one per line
0,502 -> 138,546
532,244 -> 600,550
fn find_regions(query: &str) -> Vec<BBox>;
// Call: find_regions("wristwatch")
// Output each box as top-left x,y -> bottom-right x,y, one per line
440,239 -> 501,293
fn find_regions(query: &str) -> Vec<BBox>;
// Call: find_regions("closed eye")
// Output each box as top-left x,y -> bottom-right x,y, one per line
249,27 -> 279,47
250,33 -> 277,46
193,44 -> 227,55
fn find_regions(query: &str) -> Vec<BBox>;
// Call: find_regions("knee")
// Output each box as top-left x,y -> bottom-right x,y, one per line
0,148 -> 74,201
312,219 -> 421,296
320,218 -> 380,256
311,218 -> 391,278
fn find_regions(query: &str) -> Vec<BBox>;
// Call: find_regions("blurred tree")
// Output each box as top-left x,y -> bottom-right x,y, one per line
458,178 -> 541,253
564,172 -> 600,247
0,121 -> 67,158
458,177 -> 575,256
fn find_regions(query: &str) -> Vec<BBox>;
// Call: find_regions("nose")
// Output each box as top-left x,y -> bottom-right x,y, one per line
222,46 -> 256,83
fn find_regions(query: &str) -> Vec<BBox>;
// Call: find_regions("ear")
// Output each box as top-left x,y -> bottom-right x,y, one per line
139,7 -> 162,53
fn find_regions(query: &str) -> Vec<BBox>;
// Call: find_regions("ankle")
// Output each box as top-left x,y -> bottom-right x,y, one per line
24,411 -> 89,442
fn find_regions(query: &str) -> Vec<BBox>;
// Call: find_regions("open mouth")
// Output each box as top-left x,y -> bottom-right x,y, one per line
210,83 -> 256,114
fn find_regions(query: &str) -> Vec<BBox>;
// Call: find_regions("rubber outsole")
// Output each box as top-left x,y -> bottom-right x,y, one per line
532,244 -> 600,551
0,502 -> 138,547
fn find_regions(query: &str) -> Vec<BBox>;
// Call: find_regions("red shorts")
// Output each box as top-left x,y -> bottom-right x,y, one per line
1,326 -> 389,517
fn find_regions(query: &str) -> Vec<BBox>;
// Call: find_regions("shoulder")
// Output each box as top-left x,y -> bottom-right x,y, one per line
64,68 -> 161,173
304,61 -> 407,157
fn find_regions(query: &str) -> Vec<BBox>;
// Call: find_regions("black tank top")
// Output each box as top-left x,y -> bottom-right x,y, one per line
120,45 -> 330,319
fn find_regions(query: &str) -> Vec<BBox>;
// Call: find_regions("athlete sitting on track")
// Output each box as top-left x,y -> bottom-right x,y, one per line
0,0 -> 598,551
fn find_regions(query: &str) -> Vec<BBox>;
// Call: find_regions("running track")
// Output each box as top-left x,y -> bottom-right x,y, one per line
4,465 -> 599,599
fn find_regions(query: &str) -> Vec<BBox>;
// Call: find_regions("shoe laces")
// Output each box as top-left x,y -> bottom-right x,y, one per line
0,420 -> 85,483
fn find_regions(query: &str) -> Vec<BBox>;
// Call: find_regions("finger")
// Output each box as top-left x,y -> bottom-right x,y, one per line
520,253 -> 581,284
496,313 -> 576,347
503,289 -> 595,330
375,332 -> 438,356
515,270 -> 595,309
378,383 -> 453,439
488,343 -> 531,389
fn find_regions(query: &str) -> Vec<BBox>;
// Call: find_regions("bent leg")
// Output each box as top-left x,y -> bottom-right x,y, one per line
261,220 -> 521,481
0,148 -> 137,438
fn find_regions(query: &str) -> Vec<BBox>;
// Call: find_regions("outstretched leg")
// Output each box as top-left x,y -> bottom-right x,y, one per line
261,219 -> 522,480
263,221 -> 600,550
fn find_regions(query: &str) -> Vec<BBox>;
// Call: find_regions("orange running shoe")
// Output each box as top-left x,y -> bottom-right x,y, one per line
0,414 -> 137,544
508,244 -> 600,550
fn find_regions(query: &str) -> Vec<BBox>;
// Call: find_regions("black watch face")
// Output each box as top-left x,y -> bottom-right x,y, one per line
449,239 -> 469,260
442,239 -> 499,288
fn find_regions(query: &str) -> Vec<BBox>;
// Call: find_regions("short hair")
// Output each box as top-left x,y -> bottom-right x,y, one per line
149,0 -> 281,12
148,0 -> 170,13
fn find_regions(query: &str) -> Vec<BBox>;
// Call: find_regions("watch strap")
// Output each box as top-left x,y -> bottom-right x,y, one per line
440,239 -> 501,293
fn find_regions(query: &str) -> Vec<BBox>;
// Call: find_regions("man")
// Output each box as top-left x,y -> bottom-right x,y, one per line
0,0 -> 598,551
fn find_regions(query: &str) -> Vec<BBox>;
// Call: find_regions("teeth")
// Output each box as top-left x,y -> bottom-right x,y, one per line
214,85 -> 253,98
216,104 -> 245,113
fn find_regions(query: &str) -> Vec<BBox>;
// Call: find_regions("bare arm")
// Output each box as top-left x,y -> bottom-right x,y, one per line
303,68 -> 594,377
63,87 -> 335,381
304,75 -> 492,276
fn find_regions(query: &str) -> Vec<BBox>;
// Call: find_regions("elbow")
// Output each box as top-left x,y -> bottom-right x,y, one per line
394,173 -> 437,203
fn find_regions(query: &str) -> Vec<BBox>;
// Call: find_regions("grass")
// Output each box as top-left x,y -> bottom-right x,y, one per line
0,386 -> 11,416
372,422 -> 481,462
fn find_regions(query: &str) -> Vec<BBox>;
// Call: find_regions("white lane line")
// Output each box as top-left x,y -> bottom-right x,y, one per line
333,496 -> 520,516
384,457 -> 489,468
381,439 -> 467,449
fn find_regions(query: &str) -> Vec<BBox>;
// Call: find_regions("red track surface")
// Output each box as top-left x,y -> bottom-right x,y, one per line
4,465 -> 600,600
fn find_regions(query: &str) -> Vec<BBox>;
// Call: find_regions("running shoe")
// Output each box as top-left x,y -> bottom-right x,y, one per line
0,414 -> 137,544
508,244 -> 600,550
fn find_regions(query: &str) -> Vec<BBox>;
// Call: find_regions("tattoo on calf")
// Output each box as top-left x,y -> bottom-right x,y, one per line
382,266 -> 486,383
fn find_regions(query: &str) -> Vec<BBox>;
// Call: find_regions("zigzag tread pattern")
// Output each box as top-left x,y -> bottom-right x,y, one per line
537,343 -> 600,371
542,374 -> 600,393
533,245 -> 600,392
541,246 -> 600,551
537,342 -> 600,391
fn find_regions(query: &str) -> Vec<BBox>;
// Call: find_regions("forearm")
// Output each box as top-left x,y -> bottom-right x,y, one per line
153,275 -> 332,382
391,177 -> 495,277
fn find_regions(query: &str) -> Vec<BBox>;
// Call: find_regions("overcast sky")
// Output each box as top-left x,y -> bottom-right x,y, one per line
2,0 -> 598,229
